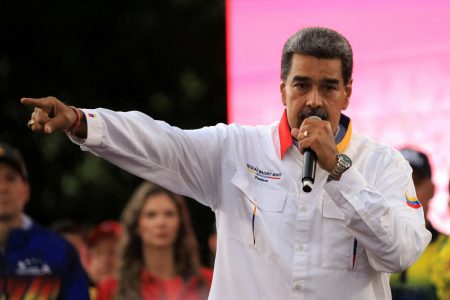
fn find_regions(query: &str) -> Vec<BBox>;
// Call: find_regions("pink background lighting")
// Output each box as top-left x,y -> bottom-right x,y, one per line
227,0 -> 450,232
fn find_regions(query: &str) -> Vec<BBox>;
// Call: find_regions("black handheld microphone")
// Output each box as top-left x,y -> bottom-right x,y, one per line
302,149 -> 317,192
301,116 -> 322,193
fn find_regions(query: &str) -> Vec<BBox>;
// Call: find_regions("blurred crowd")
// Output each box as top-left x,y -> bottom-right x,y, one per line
0,142 -> 216,300
0,141 -> 449,299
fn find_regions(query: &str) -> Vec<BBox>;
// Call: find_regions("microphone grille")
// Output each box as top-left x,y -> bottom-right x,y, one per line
306,115 -> 323,121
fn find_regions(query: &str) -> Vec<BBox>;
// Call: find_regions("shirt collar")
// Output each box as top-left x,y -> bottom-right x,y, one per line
278,110 -> 352,159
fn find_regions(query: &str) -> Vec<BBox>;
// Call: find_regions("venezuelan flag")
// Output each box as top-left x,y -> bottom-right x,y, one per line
405,193 -> 421,209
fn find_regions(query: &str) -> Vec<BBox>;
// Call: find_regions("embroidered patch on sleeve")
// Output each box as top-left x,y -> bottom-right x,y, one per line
405,192 -> 422,209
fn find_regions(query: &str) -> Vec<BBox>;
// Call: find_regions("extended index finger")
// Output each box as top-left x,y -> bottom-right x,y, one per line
21,97 -> 55,113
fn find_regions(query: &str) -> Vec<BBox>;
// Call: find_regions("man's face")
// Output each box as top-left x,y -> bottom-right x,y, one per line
280,54 -> 352,134
87,236 -> 120,283
415,178 -> 435,219
0,163 -> 29,222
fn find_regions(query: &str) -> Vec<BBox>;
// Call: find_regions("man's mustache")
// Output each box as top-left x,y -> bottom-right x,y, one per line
298,107 -> 329,126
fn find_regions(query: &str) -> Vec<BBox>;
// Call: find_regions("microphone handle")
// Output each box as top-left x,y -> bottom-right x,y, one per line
301,115 -> 322,193
302,149 -> 317,193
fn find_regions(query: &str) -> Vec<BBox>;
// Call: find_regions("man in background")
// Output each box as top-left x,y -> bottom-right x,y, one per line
0,143 -> 89,300
391,147 -> 441,299
51,219 -> 90,271
86,220 -> 122,285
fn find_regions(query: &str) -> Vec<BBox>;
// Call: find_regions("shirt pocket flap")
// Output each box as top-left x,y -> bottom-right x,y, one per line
322,196 -> 345,220
231,171 -> 287,212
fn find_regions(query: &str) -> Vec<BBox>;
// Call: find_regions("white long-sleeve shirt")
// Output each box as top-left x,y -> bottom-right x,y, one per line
70,109 -> 431,300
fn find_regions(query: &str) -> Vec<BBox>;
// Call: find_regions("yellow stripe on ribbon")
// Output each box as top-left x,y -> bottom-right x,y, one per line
336,120 -> 352,154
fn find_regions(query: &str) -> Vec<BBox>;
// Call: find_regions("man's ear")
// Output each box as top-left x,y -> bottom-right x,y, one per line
280,81 -> 287,106
342,79 -> 353,110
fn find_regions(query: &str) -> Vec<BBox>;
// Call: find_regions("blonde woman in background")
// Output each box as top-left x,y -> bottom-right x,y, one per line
96,182 -> 213,300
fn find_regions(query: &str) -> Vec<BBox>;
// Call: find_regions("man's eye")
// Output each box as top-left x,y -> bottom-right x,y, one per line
294,83 -> 308,89
5,174 -> 19,182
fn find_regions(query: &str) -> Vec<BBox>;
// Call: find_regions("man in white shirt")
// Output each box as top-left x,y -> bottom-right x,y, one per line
21,27 -> 431,299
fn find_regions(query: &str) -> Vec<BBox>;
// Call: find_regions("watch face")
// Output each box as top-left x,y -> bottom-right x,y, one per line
338,154 -> 352,169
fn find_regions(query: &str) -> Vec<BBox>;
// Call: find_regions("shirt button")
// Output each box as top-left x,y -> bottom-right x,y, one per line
294,284 -> 302,291
296,244 -> 304,251
270,253 -> 279,262
300,206 -> 307,212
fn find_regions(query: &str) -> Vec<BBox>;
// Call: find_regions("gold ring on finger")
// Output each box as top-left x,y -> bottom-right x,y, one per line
27,119 -> 35,128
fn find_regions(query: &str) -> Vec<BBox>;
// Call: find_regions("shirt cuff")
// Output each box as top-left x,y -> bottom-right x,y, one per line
67,109 -> 103,146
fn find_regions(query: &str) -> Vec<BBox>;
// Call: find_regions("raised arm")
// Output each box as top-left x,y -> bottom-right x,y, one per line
21,96 -> 227,209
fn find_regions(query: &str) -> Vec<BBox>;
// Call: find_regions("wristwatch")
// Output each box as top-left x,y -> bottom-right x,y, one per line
327,154 -> 352,182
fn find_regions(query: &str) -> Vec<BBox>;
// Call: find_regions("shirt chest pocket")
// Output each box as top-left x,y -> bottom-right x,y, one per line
231,171 -> 287,252
321,196 -> 353,270
321,196 -> 371,272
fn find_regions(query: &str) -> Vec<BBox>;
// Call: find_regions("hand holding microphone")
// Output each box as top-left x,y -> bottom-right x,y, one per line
292,116 -> 339,192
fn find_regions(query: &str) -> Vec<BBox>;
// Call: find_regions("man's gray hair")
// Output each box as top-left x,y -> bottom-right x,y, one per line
281,27 -> 353,85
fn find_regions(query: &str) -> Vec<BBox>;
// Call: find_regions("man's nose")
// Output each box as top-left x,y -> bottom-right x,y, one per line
306,88 -> 323,108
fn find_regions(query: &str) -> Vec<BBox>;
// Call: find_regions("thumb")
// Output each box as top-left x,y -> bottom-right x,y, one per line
291,128 -> 300,139
44,124 -> 53,134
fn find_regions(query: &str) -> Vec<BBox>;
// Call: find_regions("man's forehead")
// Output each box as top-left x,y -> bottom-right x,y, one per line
289,54 -> 343,80
292,75 -> 340,83
0,161 -> 23,175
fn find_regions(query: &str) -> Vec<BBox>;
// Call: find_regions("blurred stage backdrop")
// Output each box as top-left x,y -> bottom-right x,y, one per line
227,0 -> 450,232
